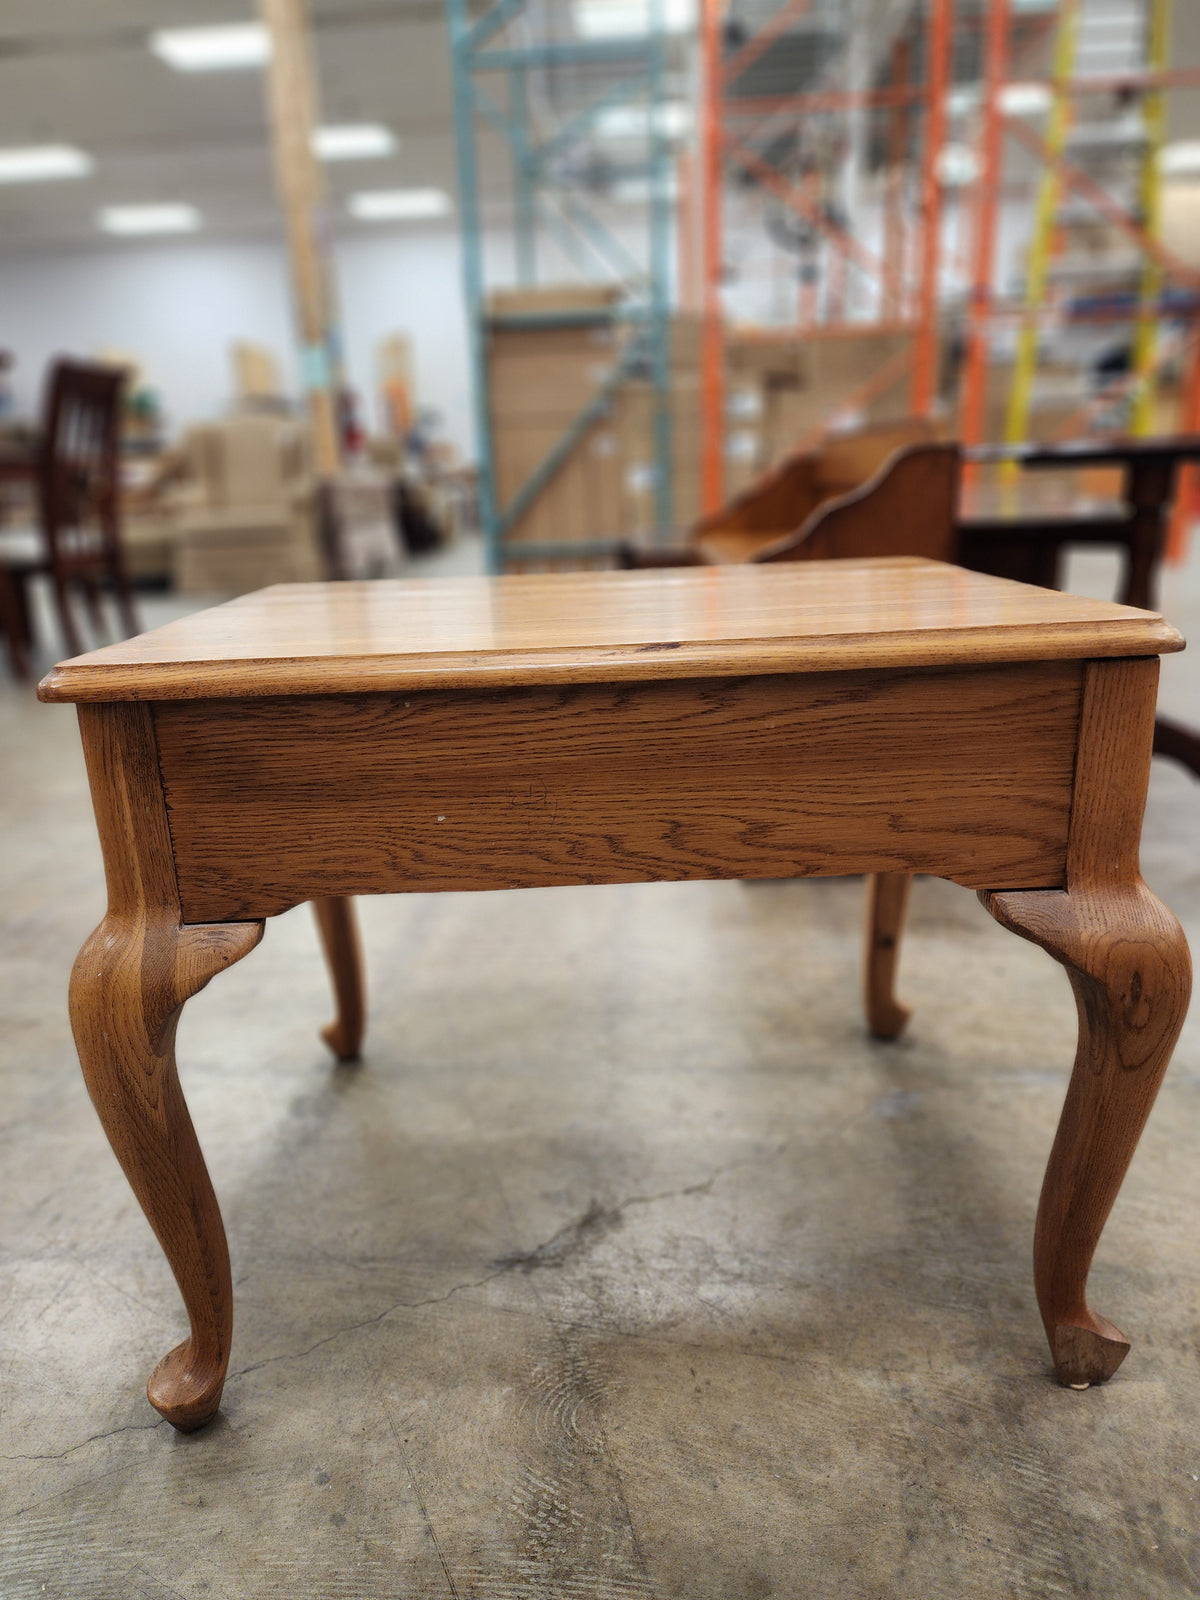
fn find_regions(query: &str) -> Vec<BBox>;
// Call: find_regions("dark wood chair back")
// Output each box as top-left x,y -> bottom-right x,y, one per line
38,361 -> 125,575
28,359 -> 139,657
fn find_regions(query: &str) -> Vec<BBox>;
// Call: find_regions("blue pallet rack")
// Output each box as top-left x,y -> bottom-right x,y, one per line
446,0 -> 676,571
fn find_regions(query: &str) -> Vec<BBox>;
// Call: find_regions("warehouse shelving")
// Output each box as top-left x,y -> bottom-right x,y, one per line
446,0 -> 679,570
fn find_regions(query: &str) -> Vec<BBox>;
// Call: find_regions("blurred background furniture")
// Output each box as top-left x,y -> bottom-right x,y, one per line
958,436 -> 1200,611
698,440 -> 959,566
959,434 -> 1200,778
620,430 -> 956,569
688,418 -> 943,564
320,466 -> 405,580
168,415 -> 323,594
0,565 -> 28,679
0,359 -> 138,668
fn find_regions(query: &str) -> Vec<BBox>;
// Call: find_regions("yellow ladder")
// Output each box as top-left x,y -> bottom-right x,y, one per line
1004,0 -> 1079,452
1130,0 -> 1171,435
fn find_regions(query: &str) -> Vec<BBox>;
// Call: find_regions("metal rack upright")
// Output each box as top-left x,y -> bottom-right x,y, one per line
447,0 -> 679,571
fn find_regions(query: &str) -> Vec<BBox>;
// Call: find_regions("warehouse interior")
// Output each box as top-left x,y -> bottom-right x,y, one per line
2,1 -> 1200,1595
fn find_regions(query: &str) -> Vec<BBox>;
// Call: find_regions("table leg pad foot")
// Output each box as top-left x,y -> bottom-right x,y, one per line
1052,1318 -> 1131,1388
320,1019 -> 361,1063
147,1341 -> 226,1431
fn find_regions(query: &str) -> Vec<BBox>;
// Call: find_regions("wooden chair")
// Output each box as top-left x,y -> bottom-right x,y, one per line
0,360 -> 139,662
0,565 -> 30,679
720,440 -> 960,566
622,439 -> 960,570
620,417 -> 942,569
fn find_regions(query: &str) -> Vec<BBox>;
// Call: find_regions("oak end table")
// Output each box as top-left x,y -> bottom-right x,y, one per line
39,558 -> 1191,1431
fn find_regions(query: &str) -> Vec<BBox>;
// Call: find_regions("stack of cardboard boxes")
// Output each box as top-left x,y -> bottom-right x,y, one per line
488,287 -> 629,560
487,286 -> 922,562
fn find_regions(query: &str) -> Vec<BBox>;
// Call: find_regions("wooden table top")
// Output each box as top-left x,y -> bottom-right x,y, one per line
38,558 -> 1183,704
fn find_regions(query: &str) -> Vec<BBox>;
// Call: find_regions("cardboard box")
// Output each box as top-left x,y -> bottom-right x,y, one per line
488,284 -> 624,319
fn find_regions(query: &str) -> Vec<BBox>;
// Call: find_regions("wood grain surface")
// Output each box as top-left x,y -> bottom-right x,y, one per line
38,559 -> 1182,703
68,702 -> 263,1429
153,661 -> 1084,922
980,658 -> 1192,1387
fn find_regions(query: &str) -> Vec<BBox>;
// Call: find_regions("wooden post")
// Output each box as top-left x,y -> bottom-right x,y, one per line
259,0 -> 342,477
699,0 -> 724,515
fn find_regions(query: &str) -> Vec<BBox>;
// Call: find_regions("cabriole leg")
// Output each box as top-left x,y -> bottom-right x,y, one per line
981,882 -> 1190,1386
311,896 -> 366,1061
70,912 -> 263,1428
864,871 -> 911,1040
71,700 -> 265,1430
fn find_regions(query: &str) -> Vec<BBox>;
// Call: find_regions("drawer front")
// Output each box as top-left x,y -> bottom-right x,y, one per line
154,662 -> 1083,922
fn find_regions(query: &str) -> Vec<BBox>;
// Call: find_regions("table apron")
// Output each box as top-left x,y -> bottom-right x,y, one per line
151,661 -> 1084,922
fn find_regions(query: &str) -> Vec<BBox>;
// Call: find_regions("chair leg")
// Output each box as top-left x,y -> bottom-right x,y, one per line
116,582 -> 141,639
80,573 -> 108,641
110,554 -> 141,639
50,570 -> 84,658
311,897 -> 367,1061
0,566 -> 31,680
864,872 -> 912,1040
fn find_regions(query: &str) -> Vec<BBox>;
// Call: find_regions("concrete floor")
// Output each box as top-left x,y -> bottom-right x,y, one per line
1,547 -> 1198,1598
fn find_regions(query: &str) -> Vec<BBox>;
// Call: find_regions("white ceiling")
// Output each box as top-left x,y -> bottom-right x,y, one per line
0,2 -> 457,250
2,1 -> 1199,255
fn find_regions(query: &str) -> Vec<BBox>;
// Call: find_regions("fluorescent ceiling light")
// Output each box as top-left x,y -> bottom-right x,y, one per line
99,204 -> 202,236
149,24 -> 271,72
575,0 -> 695,37
999,82 -> 1053,116
594,101 -> 692,142
313,124 -> 397,161
936,142 -> 981,187
0,144 -> 93,184
348,188 -> 450,221
1161,141 -> 1200,177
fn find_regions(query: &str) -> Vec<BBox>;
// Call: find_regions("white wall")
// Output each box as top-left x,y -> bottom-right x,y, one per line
0,216 -> 685,460
0,196 -> 1062,457
336,226 -> 475,449
0,224 -> 479,454
0,239 -> 295,434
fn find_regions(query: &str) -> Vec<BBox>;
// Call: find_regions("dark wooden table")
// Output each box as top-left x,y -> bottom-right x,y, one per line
958,434 -> 1200,612
958,436 -> 1200,778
